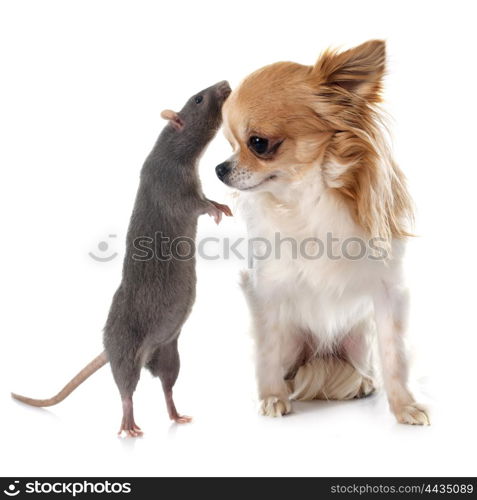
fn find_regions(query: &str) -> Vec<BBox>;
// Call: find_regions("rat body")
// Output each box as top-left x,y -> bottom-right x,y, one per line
12,81 -> 232,436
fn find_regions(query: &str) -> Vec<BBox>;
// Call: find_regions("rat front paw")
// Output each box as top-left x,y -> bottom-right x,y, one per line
205,200 -> 233,224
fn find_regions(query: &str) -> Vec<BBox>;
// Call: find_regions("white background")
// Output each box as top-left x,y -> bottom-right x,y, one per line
1,0 -> 476,477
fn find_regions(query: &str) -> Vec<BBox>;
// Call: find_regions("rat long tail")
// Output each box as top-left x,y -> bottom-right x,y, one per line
11,351 -> 108,407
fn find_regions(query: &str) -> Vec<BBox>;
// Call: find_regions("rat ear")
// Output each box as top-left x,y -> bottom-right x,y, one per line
313,40 -> 386,101
160,109 -> 184,131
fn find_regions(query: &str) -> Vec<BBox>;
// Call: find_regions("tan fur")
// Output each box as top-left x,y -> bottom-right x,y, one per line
289,357 -> 375,401
223,40 -> 413,244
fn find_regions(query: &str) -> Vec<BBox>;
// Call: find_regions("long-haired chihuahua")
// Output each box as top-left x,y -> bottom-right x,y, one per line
216,40 -> 429,425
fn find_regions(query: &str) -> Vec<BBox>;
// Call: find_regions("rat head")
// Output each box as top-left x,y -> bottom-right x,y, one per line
215,41 -> 387,195
161,80 -> 231,156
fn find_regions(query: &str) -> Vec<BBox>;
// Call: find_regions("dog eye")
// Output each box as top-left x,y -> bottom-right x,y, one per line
194,95 -> 203,104
248,136 -> 269,155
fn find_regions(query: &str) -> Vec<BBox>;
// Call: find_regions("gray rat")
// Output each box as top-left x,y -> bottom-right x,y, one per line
12,80 -> 232,437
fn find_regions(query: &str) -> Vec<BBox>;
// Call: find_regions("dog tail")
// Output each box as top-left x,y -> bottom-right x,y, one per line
11,351 -> 108,407
288,356 -> 375,401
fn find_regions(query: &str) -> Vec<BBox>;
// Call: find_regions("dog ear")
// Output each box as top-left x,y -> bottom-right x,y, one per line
314,40 -> 386,101
160,109 -> 184,131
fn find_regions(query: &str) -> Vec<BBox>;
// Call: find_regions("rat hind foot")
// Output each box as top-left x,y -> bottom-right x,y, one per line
165,389 -> 192,424
170,406 -> 193,424
171,413 -> 193,424
118,422 -> 143,438
118,397 -> 143,437
146,341 -> 193,424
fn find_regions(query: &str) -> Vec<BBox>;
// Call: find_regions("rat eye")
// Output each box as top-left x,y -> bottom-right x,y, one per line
194,95 -> 203,104
248,136 -> 269,155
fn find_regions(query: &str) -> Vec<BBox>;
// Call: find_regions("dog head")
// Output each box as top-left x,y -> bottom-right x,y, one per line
217,40 -> 412,240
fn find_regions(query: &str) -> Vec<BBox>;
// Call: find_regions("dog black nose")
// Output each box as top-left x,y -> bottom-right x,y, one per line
215,161 -> 231,181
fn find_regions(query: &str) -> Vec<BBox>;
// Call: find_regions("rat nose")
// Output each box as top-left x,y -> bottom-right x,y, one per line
215,161 -> 231,181
216,80 -> 232,100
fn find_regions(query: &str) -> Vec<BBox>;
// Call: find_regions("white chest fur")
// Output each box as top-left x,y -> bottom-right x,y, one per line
238,172 -> 403,348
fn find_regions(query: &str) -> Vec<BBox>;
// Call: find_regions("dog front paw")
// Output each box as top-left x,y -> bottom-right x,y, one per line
394,402 -> 430,425
259,396 -> 292,417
